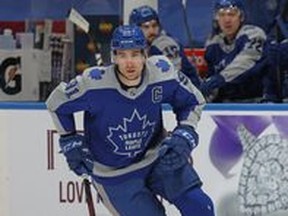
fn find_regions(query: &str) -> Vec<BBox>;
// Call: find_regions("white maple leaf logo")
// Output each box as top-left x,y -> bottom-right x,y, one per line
107,109 -> 155,157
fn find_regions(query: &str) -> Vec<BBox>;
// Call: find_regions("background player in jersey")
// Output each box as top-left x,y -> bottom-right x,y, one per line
46,25 -> 214,216
201,0 -> 279,103
129,5 -> 201,88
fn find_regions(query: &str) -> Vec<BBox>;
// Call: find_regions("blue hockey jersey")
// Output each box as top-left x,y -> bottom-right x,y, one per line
149,31 -> 201,88
46,55 -> 205,183
204,24 -> 272,101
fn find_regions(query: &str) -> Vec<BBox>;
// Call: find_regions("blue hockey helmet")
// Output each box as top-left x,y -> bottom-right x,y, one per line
214,0 -> 244,13
214,0 -> 245,22
129,5 -> 159,26
111,25 -> 147,51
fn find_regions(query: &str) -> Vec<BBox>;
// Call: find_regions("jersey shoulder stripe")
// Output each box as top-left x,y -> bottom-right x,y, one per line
82,65 -> 116,90
152,34 -> 179,50
46,65 -> 115,111
205,33 -> 224,47
237,24 -> 266,40
145,55 -> 177,84
205,25 -> 267,47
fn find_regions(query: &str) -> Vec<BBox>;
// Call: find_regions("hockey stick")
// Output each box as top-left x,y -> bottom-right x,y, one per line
83,177 -> 96,216
67,8 -> 103,66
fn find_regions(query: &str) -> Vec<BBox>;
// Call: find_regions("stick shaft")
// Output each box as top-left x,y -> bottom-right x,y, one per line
67,8 -> 103,65
84,178 -> 96,216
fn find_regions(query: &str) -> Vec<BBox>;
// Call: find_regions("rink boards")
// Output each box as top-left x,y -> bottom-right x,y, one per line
1,103 -> 288,216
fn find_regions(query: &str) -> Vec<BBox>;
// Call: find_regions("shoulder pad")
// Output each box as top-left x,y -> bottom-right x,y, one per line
146,55 -> 177,80
82,65 -> 115,82
81,65 -> 115,89
82,66 -> 107,80
238,25 -> 266,40
152,34 -> 179,50
205,34 -> 223,47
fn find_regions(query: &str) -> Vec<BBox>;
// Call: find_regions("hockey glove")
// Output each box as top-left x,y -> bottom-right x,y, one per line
200,75 -> 225,97
157,125 -> 199,172
59,134 -> 94,176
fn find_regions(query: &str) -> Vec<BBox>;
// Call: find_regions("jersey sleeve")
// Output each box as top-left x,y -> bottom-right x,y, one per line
151,33 -> 201,87
206,25 -> 267,83
147,55 -> 206,129
150,34 -> 182,70
45,67 -> 98,135
172,71 -> 206,129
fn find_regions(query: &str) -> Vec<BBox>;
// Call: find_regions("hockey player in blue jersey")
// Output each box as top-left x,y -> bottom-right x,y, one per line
129,5 -> 201,88
201,0 -> 279,102
46,25 -> 214,216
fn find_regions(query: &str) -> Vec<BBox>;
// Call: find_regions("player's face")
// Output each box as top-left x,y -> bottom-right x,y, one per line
140,20 -> 160,44
114,49 -> 146,86
216,7 -> 242,40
